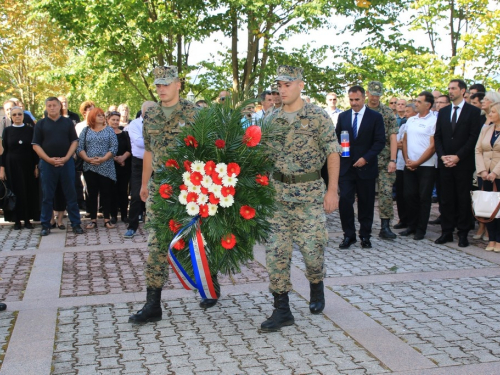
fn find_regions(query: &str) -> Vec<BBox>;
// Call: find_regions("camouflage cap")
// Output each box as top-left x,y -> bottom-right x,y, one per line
270,84 -> 279,93
153,66 -> 178,85
275,65 -> 303,82
367,81 -> 383,96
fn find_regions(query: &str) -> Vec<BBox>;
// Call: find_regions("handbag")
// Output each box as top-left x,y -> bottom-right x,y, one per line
0,180 -> 16,211
471,182 -> 500,223
75,127 -> 89,172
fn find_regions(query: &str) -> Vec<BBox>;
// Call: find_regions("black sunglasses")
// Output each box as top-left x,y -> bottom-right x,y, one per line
11,113 -> 23,116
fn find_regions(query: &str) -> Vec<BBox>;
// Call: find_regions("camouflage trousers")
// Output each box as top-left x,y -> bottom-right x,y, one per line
265,199 -> 328,294
144,182 -> 169,289
378,168 -> 396,220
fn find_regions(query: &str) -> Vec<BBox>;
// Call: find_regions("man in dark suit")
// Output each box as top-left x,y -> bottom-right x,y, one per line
336,85 -> 386,249
434,79 -> 482,247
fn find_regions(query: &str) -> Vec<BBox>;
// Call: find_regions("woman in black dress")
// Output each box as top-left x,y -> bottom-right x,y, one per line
0,106 -> 39,229
107,111 -> 131,223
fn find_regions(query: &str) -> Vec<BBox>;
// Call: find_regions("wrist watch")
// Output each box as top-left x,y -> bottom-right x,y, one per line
390,159 -> 396,163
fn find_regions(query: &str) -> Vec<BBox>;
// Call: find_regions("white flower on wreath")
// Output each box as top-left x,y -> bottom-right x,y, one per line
188,185 -> 201,194
197,193 -> 208,205
191,161 -> 206,175
201,175 -> 213,188
219,195 -> 234,208
186,202 -> 200,216
209,184 -> 222,198
182,171 -> 192,184
222,175 -> 238,187
215,163 -> 227,176
208,204 -> 218,216
178,191 -> 188,205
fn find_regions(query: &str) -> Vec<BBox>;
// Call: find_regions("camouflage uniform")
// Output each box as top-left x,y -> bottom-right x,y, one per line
266,66 -> 341,294
367,82 -> 398,220
142,94 -> 197,289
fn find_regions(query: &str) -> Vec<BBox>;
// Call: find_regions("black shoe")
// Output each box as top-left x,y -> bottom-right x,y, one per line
309,281 -> 325,314
0,303 -> 6,311
458,236 -> 469,248
339,237 -> 356,249
429,217 -> 441,225
129,288 -> 163,324
399,228 -> 416,236
110,217 -> 117,225
72,225 -> 84,234
393,222 -> 408,229
41,227 -> 50,236
24,222 -> 34,229
413,233 -> 425,240
435,233 -> 453,244
261,292 -> 295,332
360,237 -> 372,248
200,275 -> 221,309
122,217 -> 129,223
51,222 -> 57,228
379,219 -> 397,239
13,222 -> 22,230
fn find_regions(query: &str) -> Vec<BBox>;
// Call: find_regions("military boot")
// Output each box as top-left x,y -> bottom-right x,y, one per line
129,288 -> 162,324
309,281 -> 325,314
379,219 -> 397,239
0,302 -> 6,311
199,274 -> 220,309
261,292 -> 295,332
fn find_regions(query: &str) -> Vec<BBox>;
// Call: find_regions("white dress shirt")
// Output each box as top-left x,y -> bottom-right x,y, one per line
125,117 -> 145,159
449,99 -> 465,122
351,105 -> 367,132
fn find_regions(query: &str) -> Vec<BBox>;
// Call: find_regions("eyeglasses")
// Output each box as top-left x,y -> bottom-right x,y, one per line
389,101 -> 397,104
11,113 -> 23,116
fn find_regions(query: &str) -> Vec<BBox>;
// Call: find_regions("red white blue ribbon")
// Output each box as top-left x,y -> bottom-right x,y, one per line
167,217 -> 218,299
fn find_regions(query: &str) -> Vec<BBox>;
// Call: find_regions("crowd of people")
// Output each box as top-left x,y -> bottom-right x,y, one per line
1,68 -> 500,326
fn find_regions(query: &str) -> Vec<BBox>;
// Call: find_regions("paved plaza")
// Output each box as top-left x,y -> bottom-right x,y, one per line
1,203 -> 500,375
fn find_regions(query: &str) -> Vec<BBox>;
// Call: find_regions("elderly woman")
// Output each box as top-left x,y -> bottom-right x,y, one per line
77,108 -> 118,229
475,102 -> 500,252
0,106 -> 39,229
107,111 -> 131,224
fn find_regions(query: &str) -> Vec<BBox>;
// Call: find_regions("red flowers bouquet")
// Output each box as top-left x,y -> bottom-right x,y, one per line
150,101 -> 283,292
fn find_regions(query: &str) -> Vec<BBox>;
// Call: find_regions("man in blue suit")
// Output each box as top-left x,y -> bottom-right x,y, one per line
336,85 -> 386,249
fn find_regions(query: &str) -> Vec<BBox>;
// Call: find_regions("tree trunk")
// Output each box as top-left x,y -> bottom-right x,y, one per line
230,6 -> 239,95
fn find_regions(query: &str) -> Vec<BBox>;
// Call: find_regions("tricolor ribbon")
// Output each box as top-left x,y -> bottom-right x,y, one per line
167,216 -> 218,299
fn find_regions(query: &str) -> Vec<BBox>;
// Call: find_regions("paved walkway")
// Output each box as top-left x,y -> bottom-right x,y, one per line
1,203 -> 500,374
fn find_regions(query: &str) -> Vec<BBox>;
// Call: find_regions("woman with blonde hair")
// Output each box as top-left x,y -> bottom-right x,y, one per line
475,102 -> 500,252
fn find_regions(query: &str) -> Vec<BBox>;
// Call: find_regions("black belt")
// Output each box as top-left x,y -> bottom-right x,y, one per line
272,171 -> 321,184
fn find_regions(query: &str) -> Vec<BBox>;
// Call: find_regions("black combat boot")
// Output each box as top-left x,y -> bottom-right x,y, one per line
199,274 -> 220,309
0,302 -> 6,311
379,219 -> 397,239
129,288 -> 162,324
261,292 -> 295,332
309,281 -> 325,314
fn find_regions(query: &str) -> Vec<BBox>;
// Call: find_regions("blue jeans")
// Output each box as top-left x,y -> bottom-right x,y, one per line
39,158 -> 81,229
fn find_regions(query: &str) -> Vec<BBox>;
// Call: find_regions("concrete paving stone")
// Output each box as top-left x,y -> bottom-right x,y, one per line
0,224 -> 40,251
144,363 -> 170,374
0,310 -> 15,370
0,255 -> 35,301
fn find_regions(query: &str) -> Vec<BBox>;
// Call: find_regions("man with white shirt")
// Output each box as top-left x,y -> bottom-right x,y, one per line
255,90 -> 274,121
326,92 -> 342,127
123,101 -> 156,238
399,92 -> 437,240
434,79 -> 482,247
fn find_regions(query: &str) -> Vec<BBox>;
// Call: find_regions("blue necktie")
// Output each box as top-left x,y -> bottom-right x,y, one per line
353,112 -> 358,139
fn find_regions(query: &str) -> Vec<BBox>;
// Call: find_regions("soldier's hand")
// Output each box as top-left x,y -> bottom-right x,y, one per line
387,161 -> 396,173
324,191 -> 339,214
140,186 -> 149,202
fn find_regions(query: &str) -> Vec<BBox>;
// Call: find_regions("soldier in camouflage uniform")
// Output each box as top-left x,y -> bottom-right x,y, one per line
366,81 -> 399,239
261,65 -> 341,332
129,66 -> 210,324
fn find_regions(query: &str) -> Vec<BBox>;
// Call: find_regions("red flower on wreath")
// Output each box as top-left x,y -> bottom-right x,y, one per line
169,219 -> 182,233
221,233 -> 236,249
240,205 -> 256,220
215,139 -> 226,149
179,184 -> 188,191
190,171 -> 203,186
201,187 -> 209,195
184,160 -> 192,172
227,162 -> 241,177
186,192 -> 199,203
199,204 -> 209,218
256,174 -> 269,186
173,238 -> 185,250
211,171 -> 223,185
243,125 -> 261,147
204,160 -> 216,175
221,186 -> 235,197
184,135 -> 198,148
159,184 -> 173,199
209,193 -> 220,204
165,159 -> 179,169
